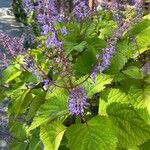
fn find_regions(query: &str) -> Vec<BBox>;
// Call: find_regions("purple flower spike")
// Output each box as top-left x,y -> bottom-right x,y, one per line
61,27 -> 68,36
42,25 -> 50,35
90,71 -> 97,83
142,63 -> 150,75
42,79 -> 50,90
23,0 -> 33,13
68,87 -> 89,116
73,0 -> 90,21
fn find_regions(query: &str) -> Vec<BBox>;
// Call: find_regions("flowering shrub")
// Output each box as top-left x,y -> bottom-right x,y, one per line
0,0 -> 150,149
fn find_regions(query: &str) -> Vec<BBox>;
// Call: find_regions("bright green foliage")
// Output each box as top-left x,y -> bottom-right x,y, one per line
128,16 -> 150,55
83,74 -> 112,98
107,103 -> 150,148
9,122 -> 41,150
138,139 -> 150,150
26,90 -> 46,120
73,47 -> 97,76
0,7 -> 150,150
106,40 -> 132,74
1,65 -> 22,84
66,116 -> 118,150
128,85 -> 150,113
122,66 -> 144,79
99,89 -> 128,115
28,89 -> 68,131
8,89 -> 32,116
40,121 -> 66,150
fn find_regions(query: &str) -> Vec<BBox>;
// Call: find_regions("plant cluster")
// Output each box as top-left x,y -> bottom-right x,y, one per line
11,0 -> 27,24
0,0 -> 150,150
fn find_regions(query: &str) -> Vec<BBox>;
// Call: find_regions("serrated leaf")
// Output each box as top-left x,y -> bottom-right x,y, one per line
20,71 -> 37,83
9,140 -> 28,150
138,139 -> 150,150
9,89 -> 31,116
27,91 -> 46,120
66,116 -> 118,150
71,41 -> 87,52
40,121 -> 66,150
9,121 -> 27,141
128,85 -> 150,113
73,47 -> 97,77
122,66 -> 144,79
28,89 -> 68,131
135,26 -> 150,53
128,17 -> 150,56
106,40 -> 131,74
83,75 -> 112,98
106,103 -> 150,148
99,89 -> 128,115
9,126 -> 41,150
2,65 -> 22,84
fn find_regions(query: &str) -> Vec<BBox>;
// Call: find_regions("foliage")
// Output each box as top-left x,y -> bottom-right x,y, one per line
0,0 -> 150,150
12,0 -> 27,24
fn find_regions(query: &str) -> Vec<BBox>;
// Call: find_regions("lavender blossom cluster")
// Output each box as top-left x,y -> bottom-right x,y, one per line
92,0 -> 143,76
68,87 -> 89,116
24,0 -> 65,49
0,32 -> 25,70
73,0 -> 90,21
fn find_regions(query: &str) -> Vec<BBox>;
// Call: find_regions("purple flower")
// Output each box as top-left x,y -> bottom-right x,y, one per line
0,53 -> 8,70
23,0 -> 33,13
142,63 -> 150,75
42,24 -> 50,35
0,32 -> 25,57
73,0 -> 90,21
132,0 -> 143,15
45,32 -> 61,48
96,20 -> 132,73
90,71 -> 97,82
68,87 -> 89,116
61,27 -> 67,36
36,14 -> 46,23
97,43 -> 116,73
42,79 -> 50,90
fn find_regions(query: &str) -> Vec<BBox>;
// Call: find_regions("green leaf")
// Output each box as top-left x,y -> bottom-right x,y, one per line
106,40 -> 131,74
9,89 -> 31,116
9,140 -> 28,150
73,47 -> 97,77
40,121 -> 66,150
0,88 -> 5,102
9,121 -> 27,141
9,124 -> 42,150
99,89 -> 128,115
122,66 -> 144,79
138,139 -> 150,150
136,26 -> 150,51
66,116 -> 118,150
128,17 -> 150,55
27,90 -> 46,120
106,103 -> 150,148
28,89 -> 68,131
20,71 -> 37,83
71,41 -> 87,53
86,37 -> 105,51
127,16 -> 150,38
2,65 -> 22,84
128,85 -> 150,113
83,74 -> 112,98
